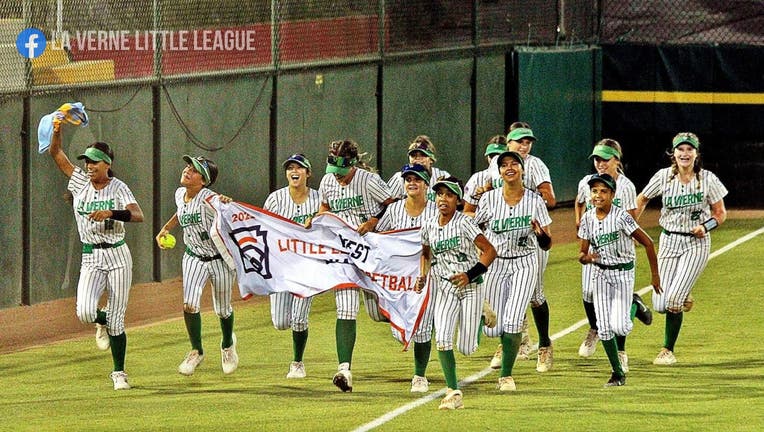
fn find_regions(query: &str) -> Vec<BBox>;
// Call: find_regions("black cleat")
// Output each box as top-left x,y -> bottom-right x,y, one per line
604,372 -> 626,387
633,293 -> 653,325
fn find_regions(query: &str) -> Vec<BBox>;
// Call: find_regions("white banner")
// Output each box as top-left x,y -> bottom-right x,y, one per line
208,197 -> 429,346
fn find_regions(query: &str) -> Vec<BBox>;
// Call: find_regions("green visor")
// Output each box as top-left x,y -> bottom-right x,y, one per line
432,180 -> 463,199
672,133 -> 700,149
484,143 -> 506,157
325,155 -> 355,175
77,147 -> 112,165
507,127 -> 536,142
589,144 -> 621,160
183,155 -> 212,185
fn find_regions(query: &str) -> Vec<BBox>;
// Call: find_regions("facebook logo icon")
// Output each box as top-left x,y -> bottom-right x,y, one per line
16,28 -> 47,59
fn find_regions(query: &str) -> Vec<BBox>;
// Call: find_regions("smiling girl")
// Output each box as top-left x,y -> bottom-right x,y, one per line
635,132 -> 728,366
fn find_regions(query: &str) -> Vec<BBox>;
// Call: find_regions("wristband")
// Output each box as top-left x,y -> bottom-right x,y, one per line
701,218 -> 718,232
465,262 -> 488,282
110,209 -> 132,222
536,231 -> 552,249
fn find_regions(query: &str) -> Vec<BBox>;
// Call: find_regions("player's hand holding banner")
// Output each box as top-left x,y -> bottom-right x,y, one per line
208,197 -> 429,346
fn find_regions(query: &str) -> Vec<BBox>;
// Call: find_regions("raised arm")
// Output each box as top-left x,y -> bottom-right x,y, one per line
49,120 -> 75,177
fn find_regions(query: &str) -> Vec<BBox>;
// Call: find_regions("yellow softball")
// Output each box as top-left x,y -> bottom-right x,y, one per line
160,233 -> 176,249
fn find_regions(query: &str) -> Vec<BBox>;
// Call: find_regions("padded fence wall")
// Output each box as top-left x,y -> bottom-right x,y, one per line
0,97 -> 23,308
515,47 -> 599,203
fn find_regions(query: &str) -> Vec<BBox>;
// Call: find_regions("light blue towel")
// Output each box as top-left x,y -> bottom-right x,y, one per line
38,102 -> 89,154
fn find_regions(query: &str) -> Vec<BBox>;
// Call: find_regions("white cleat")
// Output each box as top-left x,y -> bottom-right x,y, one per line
286,361 -> 306,379
410,375 -> 429,393
110,371 -> 131,390
333,362 -> 353,392
438,389 -> 464,410
221,333 -> 239,375
178,350 -> 204,376
490,344 -> 503,369
95,324 -> 110,351
536,345 -> 553,373
498,376 -> 516,392
578,328 -> 599,357
653,348 -> 677,365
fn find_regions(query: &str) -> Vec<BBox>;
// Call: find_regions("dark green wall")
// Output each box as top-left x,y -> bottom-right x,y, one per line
516,47 -> 599,202
475,54 -> 507,173
0,98 -> 23,308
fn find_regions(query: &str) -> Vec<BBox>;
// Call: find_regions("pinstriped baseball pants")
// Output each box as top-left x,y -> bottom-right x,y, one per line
652,233 -> 710,313
75,244 -> 132,336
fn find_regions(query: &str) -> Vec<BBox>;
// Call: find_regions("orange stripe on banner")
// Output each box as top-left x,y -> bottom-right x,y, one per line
602,90 -> 764,105
237,236 -> 257,245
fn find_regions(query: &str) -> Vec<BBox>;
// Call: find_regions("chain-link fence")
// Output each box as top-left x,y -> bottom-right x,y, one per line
1,0 -> 762,92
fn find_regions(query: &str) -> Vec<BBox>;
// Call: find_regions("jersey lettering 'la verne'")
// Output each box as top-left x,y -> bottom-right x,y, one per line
319,169 -> 392,228
377,199 -> 438,231
577,206 -> 639,266
640,168 -> 728,232
175,187 -> 221,257
473,189 -> 551,257
263,186 -> 321,225
388,166 -> 450,202
68,167 -> 137,244
421,212 -> 483,282
576,173 -> 637,212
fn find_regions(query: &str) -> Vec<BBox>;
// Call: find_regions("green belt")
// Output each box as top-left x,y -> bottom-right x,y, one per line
185,247 -> 222,262
661,229 -> 694,237
594,261 -> 634,271
82,239 -> 125,254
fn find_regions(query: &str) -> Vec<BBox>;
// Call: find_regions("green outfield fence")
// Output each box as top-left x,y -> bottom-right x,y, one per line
1,1 -> 762,310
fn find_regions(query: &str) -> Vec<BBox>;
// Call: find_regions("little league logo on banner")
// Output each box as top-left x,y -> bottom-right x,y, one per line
207,197 -> 429,346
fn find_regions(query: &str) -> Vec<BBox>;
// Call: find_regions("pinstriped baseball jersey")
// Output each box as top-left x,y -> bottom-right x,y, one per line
640,168 -> 728,232
68,166 -> 137,244
421,212 -> 483,284
388,166 -> 450,201
463,168 -> 491,206
577,206 -> 639,266
376,200 -> 438,232
473,188 -> 551,258
263,186 -> 321,225
174,187 -> 219,257
319,169 -> 392,227
576,173 -> 637,212
490,154 -> 552,191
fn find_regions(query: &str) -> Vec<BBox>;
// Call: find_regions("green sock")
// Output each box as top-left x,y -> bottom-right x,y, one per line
616,335 -> 626,351
413,341 -> 431,377
220,313 -> 234,348
292,329 -> 309,362
184,312 -> 203,354
477,316 -> 485,344
96,310 -> 107,325
500,332 -> 522,377
630,302 -> 638,320
583,301 -> 597,330
531,301 -> 551,347
664,311 -> 683,351
109,332 -> 127,372
438,349 -> 458,390
336,319 -> 356,365
601,337 -> 624,377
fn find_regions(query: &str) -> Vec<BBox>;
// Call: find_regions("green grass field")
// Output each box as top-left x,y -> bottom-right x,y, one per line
1,219 -> 762,431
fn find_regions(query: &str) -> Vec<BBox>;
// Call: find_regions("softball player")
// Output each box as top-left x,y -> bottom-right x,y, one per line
574,139 -> 652,370
387,135 -> 451,202
473,151 -> 552,391
417,176 -> 497,409
318,139 -> 396,392
263,154 -> 321,379
578,173 -> 661,386
463,135 -> 507,216
156,155 -> 238,376
49,122 -> 144,390
500,124 -> 556,371
377,164 -> 438,392
635,132 -> 728,365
